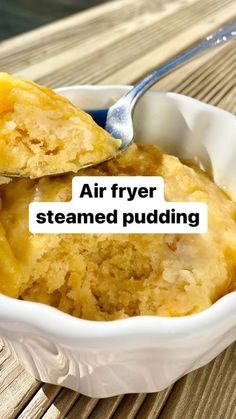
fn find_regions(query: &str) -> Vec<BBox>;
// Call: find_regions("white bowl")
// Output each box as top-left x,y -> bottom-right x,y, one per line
0,86 -> 236,398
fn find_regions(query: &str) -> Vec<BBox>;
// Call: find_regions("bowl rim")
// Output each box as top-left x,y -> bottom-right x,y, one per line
56,84 -> 236,124
0,292 -> 236,341
0,85 -> 235,341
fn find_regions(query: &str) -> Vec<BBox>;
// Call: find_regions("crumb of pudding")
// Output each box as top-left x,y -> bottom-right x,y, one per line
0,143 -> 235,320
0,72 -> 120,178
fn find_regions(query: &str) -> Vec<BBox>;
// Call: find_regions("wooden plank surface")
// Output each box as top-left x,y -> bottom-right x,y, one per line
0,0 -> 236,418
0,0 -> 111,41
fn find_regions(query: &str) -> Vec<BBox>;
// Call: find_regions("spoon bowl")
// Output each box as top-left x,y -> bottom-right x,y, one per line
105,96 -> 135,150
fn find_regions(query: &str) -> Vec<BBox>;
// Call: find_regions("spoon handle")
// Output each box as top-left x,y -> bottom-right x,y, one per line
125,20 -> 236,108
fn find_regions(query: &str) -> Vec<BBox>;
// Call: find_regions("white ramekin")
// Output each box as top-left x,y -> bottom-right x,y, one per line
0,86 -> 235,398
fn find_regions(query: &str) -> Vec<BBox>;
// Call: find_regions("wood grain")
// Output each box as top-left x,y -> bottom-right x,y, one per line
159,344 -> 236,419
0,0 -> 236,418
0,342 -> 40,418
88,396 -> 124,419
42,388 -> 79,419
18,384 -> 61,419
67,395 -> 99,419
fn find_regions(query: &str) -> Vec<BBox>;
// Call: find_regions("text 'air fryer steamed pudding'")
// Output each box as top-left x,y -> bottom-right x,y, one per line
0,73 -> 235,321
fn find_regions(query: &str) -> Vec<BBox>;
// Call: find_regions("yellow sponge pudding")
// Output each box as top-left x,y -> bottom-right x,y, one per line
0,73 -> 120,178
0,144 -> 235,320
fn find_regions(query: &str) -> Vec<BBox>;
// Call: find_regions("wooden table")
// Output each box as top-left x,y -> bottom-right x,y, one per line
0,0 -> 236,417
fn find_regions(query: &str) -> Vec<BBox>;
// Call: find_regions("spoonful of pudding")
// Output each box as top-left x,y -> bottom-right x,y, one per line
0,73 -> 121,178
0,21 -> 235,179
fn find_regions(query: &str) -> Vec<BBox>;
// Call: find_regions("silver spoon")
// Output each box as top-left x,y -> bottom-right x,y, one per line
1,20 -> 236,179
104,20 -> 236,150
